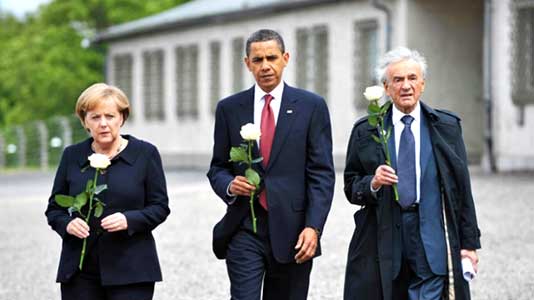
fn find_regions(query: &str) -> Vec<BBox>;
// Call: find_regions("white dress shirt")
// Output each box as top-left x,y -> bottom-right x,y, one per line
226,82 -> 284,199
392,102 -> 422,203
253,82 -> 284,149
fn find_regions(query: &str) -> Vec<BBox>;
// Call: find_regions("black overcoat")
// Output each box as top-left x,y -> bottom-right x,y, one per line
343,102 -> 481,300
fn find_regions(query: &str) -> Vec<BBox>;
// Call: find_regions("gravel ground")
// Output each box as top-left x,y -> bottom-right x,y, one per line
0,169 -> 533,299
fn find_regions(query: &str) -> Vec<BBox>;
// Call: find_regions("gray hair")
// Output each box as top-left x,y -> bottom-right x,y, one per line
375,47 -> 427,83
245,29 -> 285,57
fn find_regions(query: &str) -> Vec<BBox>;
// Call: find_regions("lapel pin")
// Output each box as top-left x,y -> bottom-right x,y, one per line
286,110 -> 293,114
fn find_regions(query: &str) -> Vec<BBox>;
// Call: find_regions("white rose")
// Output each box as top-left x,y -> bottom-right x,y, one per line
363,85 -> 385,101
88,153 -> 111,169
240,123 -> 261,141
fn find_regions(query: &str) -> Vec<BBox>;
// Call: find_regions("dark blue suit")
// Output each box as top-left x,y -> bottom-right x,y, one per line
207,83 -> 335,299
45,135 -> 170,298
385,110 -> 447,280
383,109 -> 447,299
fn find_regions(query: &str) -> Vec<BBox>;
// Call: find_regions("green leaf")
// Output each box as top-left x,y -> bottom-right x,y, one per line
371,134 -> 381,144
368,115 -> 378,127
73,192 -> 87,210
93,202 -> 104,218
229,146 -> 248,163
367,102 -> 381,114
55,194 -> 74,207
380,101 -> 392,114
94,184 -> 107,195
245,168 -> 261,187
251,157 -> 264,164
81,165 -> 90,173
85,179 -> 93,193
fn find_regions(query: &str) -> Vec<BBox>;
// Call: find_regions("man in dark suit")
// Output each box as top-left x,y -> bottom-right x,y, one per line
343,47 -> 481,300
207,29 -> 335,300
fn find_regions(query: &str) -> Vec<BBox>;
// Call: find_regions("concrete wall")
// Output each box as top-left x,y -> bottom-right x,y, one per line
405,0 -> 484,163
490,0 -> 534,171
106,0 -> 386,169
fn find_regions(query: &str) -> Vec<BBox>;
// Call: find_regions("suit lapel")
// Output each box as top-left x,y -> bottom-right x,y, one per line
238,87 -> 262,165
384,109 -> 397,170
419,110 -> 432,181
266,84 -> 298,171
238,87 -> 255,127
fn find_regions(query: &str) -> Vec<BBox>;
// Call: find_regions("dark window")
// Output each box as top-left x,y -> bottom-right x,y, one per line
295,25 -> 329,99
210,41 -> 221,114
142,50 -> 165,121
113,54 -> 133,101
512,2 -> 534,106
176,45 -> 199,119
232,37 -> 244,93
354,20 -> 379,111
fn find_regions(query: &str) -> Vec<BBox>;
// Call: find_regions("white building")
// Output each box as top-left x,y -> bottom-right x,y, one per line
94,0 -> 534,172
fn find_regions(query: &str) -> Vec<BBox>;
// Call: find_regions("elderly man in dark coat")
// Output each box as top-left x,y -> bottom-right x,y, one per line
343,47 -> 481,300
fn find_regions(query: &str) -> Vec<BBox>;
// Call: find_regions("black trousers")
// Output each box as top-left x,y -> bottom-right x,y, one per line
61,273 -> 154,300
226,204 -> 313,300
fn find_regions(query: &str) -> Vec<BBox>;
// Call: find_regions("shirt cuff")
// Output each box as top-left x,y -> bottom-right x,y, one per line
370,180 -> 381,198
226,183 -> 237,205
370,181 -> 381,192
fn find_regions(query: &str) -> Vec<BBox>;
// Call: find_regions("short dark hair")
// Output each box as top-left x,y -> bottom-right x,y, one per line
245,29 -> 285,57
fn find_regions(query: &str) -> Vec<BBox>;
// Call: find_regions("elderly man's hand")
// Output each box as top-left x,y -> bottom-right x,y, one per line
371,164 -> 398,190
461,249 -> 479,273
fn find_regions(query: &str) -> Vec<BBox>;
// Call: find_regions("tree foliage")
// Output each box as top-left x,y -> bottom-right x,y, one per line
0,0 -> 189,128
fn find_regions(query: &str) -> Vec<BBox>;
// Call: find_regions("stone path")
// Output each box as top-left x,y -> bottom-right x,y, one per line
0,169 -> 533,299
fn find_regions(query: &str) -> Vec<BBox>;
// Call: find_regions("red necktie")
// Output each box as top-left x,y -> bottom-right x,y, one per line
259,94 -> 275,210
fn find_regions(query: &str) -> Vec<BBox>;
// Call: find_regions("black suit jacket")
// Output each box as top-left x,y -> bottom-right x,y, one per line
343,102 -> 481,300
207,83 -> 335,263
45,135 -> 170,285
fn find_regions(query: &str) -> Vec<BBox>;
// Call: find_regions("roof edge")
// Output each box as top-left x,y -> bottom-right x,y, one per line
93,0 -> 341,43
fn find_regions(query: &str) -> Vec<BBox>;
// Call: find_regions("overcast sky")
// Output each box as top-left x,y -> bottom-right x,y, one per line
0,0 -> 51,18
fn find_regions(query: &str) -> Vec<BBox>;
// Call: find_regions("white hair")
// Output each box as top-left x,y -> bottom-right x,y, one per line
375,47 -> 427,83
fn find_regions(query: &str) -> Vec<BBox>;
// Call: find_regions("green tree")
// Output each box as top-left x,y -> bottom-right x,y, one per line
0,0 -> 189,128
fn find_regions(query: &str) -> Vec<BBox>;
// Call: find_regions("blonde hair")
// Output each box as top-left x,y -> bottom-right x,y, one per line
75,83 -> 130,127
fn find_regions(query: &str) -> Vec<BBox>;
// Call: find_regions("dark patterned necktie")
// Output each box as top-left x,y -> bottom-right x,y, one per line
397,115 -> 416,208
259,94 -> 275,210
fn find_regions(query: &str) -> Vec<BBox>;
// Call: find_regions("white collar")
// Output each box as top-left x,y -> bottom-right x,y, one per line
392,101 -> 421,126
254,81 -> 284,102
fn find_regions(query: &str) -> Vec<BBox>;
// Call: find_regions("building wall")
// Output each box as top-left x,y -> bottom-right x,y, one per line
405,0 -> 484,163
106,0 -> 386,169
491,0 -> 534,171
107,0 -> 534,172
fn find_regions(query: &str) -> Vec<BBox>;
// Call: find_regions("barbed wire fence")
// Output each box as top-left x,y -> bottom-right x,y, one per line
0,115 -> 88,172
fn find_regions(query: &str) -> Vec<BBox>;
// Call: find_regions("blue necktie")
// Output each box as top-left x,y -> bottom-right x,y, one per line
398,115 -> 416,208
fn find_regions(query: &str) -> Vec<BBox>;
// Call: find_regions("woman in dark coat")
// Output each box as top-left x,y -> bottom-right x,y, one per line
45,83 -> 170,300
